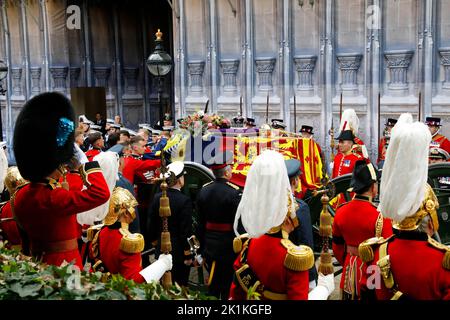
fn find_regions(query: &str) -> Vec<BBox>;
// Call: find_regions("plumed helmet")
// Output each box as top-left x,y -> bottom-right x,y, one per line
104,187 -> 138,226
339,109 -> 359,135
4,166 -> 27,195
234,150 -> 295,238
378,113 -> 439,231
13,92 -> 75,182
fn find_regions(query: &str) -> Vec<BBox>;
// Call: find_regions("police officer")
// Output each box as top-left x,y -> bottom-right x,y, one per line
285,159 -> 318,289
196,150 -> 242,299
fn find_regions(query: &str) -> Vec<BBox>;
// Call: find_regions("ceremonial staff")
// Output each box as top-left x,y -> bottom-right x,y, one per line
418,92 -> 422,122
377,92 -> 381,144
158,154 -> 173,288
312,181 -> 335,278
239,95 -> 243,116
294,95 -> 297,133
266,92 -> 269,124
329,118 -> 335,162
339,92 -> 343,121
204,99 -> 209,114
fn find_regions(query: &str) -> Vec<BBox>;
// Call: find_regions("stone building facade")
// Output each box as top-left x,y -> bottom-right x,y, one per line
1,0 -> 450,163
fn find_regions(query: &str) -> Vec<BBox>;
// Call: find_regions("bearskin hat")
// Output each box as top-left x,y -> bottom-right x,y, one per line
13,92 -> 75,182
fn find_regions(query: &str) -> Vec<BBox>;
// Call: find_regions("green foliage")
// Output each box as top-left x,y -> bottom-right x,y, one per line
0,242 -> 216,300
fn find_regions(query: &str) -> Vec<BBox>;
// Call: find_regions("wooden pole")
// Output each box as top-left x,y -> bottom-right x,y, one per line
377,92 -> 381,144
418,92 -> 422,122
204,99 -> 209,114
294,95 -> 297,133
239,95 -> 243,116
339,92 -> 343,121
266,92 -> 269,124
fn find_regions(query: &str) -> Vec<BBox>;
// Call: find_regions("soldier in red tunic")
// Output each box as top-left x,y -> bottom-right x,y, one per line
88,187 -> 172,283
426,117 -> 450,155
359,114 -> 450,300
229,150 -> 335,300
377,118 -> 397,167
332,160 -> 392,300
122,135 -> 161,185
85,132 -> 104,161
0,167 -> 27,249
12,92 -> 111,270
332,130 -> 363,179
338,109 -> 368,158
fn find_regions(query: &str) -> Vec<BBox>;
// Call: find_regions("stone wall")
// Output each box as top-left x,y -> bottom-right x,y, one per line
172,0 -> 450,162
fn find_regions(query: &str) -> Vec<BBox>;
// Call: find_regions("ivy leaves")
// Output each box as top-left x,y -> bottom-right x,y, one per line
0,244 -> 215,300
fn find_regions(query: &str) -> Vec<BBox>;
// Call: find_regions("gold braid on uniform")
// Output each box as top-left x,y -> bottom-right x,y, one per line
427,236 -> 450,270
119,228 -> 145,254
280,239 -> 314,272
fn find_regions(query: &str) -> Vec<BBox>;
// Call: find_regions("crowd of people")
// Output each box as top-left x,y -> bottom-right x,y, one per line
0,91 -> 449,301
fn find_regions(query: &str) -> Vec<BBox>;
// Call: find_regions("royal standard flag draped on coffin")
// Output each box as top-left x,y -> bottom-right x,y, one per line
166,132 -> 324,196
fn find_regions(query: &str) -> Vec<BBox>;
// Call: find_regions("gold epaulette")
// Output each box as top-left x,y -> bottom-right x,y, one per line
233,233 -> 249,253
427,237 -> 450,270
358,236 -> 392,263
226,182 -> 240,190
202,181 -> 213,188
87,224 -> 104,242
280,239 -> 314,272
119,229 -> 145,254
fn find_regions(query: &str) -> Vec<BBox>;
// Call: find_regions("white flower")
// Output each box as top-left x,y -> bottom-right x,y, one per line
196,110 -> 205,117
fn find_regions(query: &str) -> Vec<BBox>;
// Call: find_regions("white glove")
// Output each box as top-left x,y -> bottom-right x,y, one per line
308,273 -> 335,300
74,143 -> 89,165
139,254 -> 173,283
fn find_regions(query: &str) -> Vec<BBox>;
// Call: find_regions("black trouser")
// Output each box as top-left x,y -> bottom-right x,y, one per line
205,255 -> 235,300
172,262 -> 191,287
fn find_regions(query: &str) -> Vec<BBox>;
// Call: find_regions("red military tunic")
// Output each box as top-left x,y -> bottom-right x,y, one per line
430,134 -> 450,155
229,234 -> 310,300
93,225 -> 145,283
332,152 -> 362,179
0,201 -> 22,247
377,137 -> 387,164
85,148 -> 102,162
122,154 -> 160,186
332,195 -> 392,298
360,231 -> 450,300
13,162 -> 110,269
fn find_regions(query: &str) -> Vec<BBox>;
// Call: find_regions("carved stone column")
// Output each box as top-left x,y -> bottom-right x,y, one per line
49,66 -> 68,93
293,55 -> 317,96
439,48 -> 450,92
30,67 -> 41,96
220,59 -> 239,96
123,67 -> 139,95
11,67 -> 23,97
187,61 -> 205,96
255,57 -> 276,94
93,66 -> 111,88
70,67 -> 81,88
336,53 -> 362,96
384,50 -> 414,96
